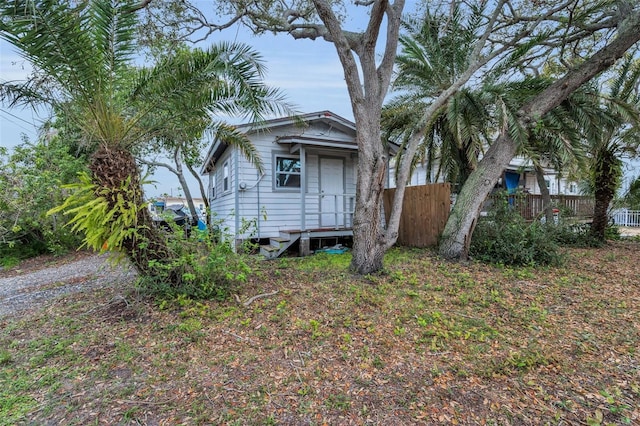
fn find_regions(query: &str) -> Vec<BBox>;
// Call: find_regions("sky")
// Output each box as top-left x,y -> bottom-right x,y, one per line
1,3 -> 639,197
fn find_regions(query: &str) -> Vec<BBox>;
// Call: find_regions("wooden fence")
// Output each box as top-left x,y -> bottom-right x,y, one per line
383,183 -> 451,247
493,193 -> 594,220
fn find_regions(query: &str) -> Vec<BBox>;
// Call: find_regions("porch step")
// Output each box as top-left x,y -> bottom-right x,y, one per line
259,233 -> 300,259
259,244 -> 281,260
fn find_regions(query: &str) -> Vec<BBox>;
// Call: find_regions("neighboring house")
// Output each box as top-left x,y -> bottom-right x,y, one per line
502,157 -> 579,196
201,111 -> 359,258
388,156 -> 579,196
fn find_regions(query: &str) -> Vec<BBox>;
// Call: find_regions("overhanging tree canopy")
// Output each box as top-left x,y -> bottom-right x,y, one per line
137,0 -> 640,271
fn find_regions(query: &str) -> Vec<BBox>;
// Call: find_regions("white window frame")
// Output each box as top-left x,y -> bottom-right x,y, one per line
274,154 -> 301,191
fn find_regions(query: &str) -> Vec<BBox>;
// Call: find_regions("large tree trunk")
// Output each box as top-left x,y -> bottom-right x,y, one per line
173,149 -> 198,221
439,134 -> 518,259
535,164 -> 555,224
350,118 -> 389,274
310,0 -> 404,274
90,146 -> 179,282
439,14 -> 640,260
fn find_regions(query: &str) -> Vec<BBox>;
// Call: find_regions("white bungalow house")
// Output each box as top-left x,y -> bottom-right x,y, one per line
201,111 -> 358,258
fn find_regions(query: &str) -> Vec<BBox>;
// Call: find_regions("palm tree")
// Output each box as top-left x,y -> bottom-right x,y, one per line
383,6 -> 489,190
584,57 -> 640,241
0,0 -> 289,283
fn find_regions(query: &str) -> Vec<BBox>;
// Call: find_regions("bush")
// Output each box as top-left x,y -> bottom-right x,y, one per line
470,193 -> 564,266
552,222 -> 603,247
0,139 -> 87,260
136,224 -> 252,300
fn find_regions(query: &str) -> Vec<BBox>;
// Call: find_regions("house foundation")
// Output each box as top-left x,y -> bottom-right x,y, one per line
299,237 -> 311,256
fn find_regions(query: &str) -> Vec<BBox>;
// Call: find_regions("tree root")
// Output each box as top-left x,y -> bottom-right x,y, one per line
236,290 -> 279,307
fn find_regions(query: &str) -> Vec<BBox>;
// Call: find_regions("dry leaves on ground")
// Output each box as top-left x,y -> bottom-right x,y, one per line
1,241 -> 639,425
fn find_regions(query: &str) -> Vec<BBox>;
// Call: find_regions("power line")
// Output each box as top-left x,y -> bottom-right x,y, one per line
0,108 -> 38,126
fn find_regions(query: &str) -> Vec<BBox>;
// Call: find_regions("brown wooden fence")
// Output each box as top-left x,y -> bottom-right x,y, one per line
383,183 -> 451,247
495,194 -> 594,220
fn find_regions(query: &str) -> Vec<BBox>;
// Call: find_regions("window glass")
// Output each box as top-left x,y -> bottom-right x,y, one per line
275,156 -> 301,188
223,161 -> 229,192
211,174 -> 216,199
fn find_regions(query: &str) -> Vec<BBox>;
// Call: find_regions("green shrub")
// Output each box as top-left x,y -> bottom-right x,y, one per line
1,140 -> 87,259
470,192 -> 564,266
136,224 -> 252,300
552,222 -> 603,247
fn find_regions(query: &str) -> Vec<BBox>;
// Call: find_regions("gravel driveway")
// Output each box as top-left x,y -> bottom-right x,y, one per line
0,253 -> 136,318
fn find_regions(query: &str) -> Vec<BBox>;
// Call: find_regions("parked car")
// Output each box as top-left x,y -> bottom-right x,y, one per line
151,204 -> 198,231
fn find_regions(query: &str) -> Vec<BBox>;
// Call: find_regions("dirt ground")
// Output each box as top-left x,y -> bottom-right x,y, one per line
619,226 -> 640,236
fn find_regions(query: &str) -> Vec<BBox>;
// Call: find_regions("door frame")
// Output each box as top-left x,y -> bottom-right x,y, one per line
319,156 -> 346,228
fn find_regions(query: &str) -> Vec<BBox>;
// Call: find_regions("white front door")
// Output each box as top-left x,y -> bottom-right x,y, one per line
320,157 -> 344,227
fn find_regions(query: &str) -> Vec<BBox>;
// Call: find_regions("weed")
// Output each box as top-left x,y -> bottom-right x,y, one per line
306,319 -> 326,339
405,289 -> 419,298
372,355 -> 384,369
600,387 -> 631,416
297,385 -> 313,396
394,326 -> 407,336
0,350 -> 11,365
275,300 -> 288,313
325,393 -> 351,410
178,318 -> 204,341
122,406 -> 140,422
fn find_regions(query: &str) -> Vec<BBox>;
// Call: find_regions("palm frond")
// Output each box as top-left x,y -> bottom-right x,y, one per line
209,122 -> 264,174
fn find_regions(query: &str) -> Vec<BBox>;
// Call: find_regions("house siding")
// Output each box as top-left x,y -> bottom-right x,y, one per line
209,150 -> 237,237
205,112 -> 358,240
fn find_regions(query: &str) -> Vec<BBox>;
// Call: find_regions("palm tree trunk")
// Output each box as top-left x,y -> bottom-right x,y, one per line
89,145 -> 179,283
590,148 -> 621,241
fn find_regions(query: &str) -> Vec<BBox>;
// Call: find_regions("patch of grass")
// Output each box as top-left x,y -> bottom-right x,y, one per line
0,256 -> 21,269
0,350 -> 11,365
294,252 -> 351,272
325,393 -> 351,410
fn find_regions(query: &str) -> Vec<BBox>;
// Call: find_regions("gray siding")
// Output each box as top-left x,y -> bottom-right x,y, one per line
206,122 -> 358,240
209,150 -> 237,237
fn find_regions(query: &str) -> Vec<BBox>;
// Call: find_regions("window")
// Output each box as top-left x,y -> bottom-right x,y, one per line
210,174 -> 216,199
275,155 -> 301,189
544,179 -> 550,188
569,184 -> 576,194
223,161 -> 230,192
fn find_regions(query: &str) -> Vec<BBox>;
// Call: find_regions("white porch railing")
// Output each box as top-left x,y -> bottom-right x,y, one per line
611,209 -> 640,227
303,193 -> 355,230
